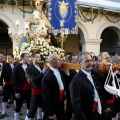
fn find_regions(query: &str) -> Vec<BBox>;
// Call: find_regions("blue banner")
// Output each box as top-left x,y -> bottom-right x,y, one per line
48,0 -> 78,34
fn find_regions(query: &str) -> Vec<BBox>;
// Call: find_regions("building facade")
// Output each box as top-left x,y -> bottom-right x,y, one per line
0,0 -> 120,56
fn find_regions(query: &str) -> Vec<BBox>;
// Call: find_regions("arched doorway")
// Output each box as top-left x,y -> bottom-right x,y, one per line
100,27 -> 120,55
0,20 -> 13,55
64,34 -> 80,55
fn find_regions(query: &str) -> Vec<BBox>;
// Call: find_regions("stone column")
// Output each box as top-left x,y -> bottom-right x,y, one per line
80,39 -> 102,56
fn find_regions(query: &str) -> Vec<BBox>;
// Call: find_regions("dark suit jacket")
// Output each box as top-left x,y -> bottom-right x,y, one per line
0,62 -> 15,86
26,64 -> 44,88
98,72 -> 114,101
12,63 -> 29,93
66,69 -> 77,99
70,70 -> 106,120
42,68 -> 69,120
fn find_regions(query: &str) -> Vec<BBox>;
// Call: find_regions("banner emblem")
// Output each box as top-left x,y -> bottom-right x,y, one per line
59,0 -> 68,19
48,0 -> 78,34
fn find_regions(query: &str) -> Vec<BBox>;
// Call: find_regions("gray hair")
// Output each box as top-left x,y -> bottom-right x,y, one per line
78,52 -> 90,62
98,52 -> 109,62
112,56 -> 120,64
47,54 -> 59,63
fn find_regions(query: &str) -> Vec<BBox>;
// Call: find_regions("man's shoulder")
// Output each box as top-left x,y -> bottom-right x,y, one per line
13,63 -> 22,70
27,64 -> 34,69
72,70 -> 84,82
43,69 -> 53,78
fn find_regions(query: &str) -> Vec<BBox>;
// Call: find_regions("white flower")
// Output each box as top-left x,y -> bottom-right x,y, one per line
43,48 -> 46,51
43,44 -> 46,47
45,52 -> 48,55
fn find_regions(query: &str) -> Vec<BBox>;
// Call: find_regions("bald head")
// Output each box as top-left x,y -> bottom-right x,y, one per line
47,54 -> 61,68
112,56 -> 120,64
98,52 -> 111,64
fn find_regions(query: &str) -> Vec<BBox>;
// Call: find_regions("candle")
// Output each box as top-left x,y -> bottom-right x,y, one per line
33,10 -> 39,19
25,22 -> 30,30
65,28 -> 69,35
8,28 -> 12,34
60,20 -> 64,27
16,20 -> 20,27
54,30 -> 58,36
40,20 -> 45,28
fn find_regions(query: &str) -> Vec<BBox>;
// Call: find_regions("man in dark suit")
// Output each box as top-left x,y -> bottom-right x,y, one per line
0,54 -> 4,96
42,54 -> 69,120
97,52 -> 114,120
66,54 -> 79,120
0,54 -> 16,119
12,53 -> 31,120
25,52 -> 48,120
0,54 -> 4,88
70,52 -> 108,120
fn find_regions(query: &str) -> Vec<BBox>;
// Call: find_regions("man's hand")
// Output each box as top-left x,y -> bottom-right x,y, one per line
0,86 -> 3,91
15,93 -> 20,98
49,114 -> 57,120
103,107 -> 112,112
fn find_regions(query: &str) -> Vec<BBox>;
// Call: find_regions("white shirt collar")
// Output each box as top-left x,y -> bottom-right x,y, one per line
50,67 -> 59,72
10,63 -> 14,69
50,67 -> 64,90
34,64 -> 42,72
81,69 -> 91,77
0,63 -> 3,67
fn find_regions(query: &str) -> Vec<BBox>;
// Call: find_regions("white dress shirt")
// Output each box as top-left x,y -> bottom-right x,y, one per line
22,63 -> 28,77
0,63 -> 3,68
22,63 -> 27,71
34,64 -> 42,73
50,67 -> 64,90
76,70 -> 79,73
10,63 -> 14,69
81,69 -> 102,114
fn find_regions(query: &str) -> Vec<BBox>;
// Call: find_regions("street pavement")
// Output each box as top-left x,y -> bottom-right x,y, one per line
0,96 -> 27,120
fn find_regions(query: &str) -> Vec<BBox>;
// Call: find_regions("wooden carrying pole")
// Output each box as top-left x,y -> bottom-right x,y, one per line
43,62 -> 120,72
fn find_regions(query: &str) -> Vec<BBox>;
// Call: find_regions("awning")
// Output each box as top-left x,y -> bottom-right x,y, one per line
77,0 -> 120,11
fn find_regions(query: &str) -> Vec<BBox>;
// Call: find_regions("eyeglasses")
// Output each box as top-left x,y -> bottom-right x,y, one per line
81,59 -> 93,63
52,59 -> 62,62
103,57 -> 111,60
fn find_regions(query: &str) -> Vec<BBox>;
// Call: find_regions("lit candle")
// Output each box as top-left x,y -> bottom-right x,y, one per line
8,28 -> 12,34
60,20 -> 64,27
54,30 -> 58,36
16,20 -> 20,27
33,10 -> 39,19
40,20 -> 45,28
25,22 -> 30,30
65,28 -> 69,35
